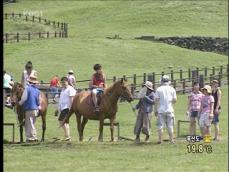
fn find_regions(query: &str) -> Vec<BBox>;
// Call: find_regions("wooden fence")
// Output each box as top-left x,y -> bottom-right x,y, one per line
37,64 -> 229,100
3,12 -> 68,43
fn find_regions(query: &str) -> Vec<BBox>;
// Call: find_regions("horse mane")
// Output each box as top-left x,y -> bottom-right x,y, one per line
104,80 -> 122,95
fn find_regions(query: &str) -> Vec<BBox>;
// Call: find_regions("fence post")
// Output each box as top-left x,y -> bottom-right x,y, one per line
44,18 -> 47,24
32,16 -> 35,22
143,73 -> 146,83
220,65 -> 223,76
212,67 -> 215,76
12,12 -> 14,18
65,23 -> 68,37
188,68 -> 191,81
182,79 -> 186,94
196,67 -> 199,76
59,31 -> 61,37
28,32 -> 30,41
171,70 -> 174,82
54,31 -> 57,38
173,80 -> 176,90
19,13 -> 22,18
199,75 -> 204,89
39,17 -> 41,23
16,32 -> 19,42
161,71 -> 164,76
5,13 -> 7,19
210,74 -> 213,84
133,74 -> 136,91
218,72 -> 222,87
25,15 -> 28,21
123,75 -> 126,80
39,32 -> 41,38
227,64 -> 229,85
113,76 -> 116,83
152,72 -> 155,90
47,31 -> 49,38
204,67 -> 207,80
180,69 -> 183,81
5,33 -> 8,43
57,22 -> 60,28
131,84 -> 134,95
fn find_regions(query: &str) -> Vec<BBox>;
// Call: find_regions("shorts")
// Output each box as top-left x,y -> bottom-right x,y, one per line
58,108 -> 69,122
92,88 -> 104,95
199,112 -> 212,128
190,111 -> 199,118
212,114 -> 219,124
157,112 -> 175,132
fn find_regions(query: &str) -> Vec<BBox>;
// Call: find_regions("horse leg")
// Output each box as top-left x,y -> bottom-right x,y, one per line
41,112 -> 46,142
110,117 -> 115,142
80,117 -> 88,142
76,113 -> 82,141
98,115 -> 104,142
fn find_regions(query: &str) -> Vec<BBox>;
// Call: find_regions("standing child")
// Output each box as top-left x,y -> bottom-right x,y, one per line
199,85 -> 214,139
57,76 -> 76,141
133,81 -> 155,143
186,82 -> 203,135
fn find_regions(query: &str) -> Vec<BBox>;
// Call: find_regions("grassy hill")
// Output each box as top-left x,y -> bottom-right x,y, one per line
3,0 -> 228,87
3,1 -> 228,172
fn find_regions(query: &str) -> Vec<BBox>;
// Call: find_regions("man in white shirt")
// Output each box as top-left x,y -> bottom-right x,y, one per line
57,76 -> 76,141
155,75 -> 177,144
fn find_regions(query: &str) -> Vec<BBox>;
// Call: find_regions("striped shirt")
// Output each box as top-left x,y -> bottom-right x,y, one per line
188,91 -> 203,111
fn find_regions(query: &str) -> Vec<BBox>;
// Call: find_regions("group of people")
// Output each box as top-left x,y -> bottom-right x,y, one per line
4,61 -> 107,142
187,80 -> 222,141
133,76 -> 222,144
4,61 -> 222,143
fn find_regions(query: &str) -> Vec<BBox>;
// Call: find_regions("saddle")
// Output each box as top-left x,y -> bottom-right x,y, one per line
86,91 -> 103,108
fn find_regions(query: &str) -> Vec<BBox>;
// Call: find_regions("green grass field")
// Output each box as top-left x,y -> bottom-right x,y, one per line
3,0 -> 228,172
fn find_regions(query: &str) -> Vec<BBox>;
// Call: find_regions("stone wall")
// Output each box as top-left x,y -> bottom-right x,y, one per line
135,36 -> 228,55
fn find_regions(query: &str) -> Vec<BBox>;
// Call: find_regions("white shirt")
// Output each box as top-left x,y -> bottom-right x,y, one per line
58,85 -> 76,111
155,83 -> 177,113
67,74 -> 76,88
4,73 -> 12,89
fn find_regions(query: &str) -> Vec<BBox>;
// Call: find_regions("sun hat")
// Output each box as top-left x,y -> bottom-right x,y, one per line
68,70 -> 74,74
143,81 -> 153,91
201,85 -> 212,94
27,73 -> 39,84
212,80 -> 219,84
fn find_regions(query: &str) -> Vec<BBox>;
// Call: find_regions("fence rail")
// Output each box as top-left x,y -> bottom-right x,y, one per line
37,64 -> 229,100
3,12 -> 68,43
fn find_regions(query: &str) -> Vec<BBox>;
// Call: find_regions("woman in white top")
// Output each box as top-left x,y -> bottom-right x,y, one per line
21,61 -> 37,87
57,76 -> 76,141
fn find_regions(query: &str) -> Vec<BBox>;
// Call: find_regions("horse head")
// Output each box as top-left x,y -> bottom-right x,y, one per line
114,78 -> 133,102
10,82 -> 24,106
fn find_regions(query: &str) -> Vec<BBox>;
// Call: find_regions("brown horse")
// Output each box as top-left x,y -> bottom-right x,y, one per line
61,79 -> 133,142
10,82 -> 48,143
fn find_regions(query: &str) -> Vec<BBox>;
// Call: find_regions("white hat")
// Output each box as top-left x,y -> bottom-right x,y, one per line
161,75 -> 170,83
143,81 -> 153,90
27,73 -> 39,84
68,70 -> 74,74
